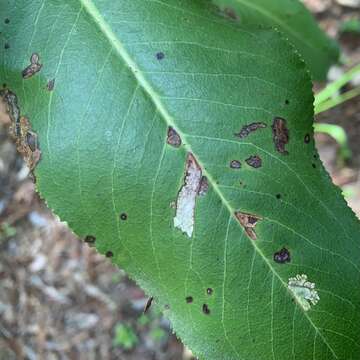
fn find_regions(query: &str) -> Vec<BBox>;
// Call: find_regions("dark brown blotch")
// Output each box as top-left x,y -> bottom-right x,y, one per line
202,304 -> 210,315
245,155 -> 262,169
167,126 -> 181,147
230,160 -> 241,169
235,122 -> 267,139
22,53 -> 42,79
198,176 -> 209,196
273,247 -> 291,264
272,117 -> 289,155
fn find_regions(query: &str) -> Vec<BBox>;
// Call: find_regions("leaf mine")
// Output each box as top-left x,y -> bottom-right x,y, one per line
174,153 -> 203,237
234,211 -> 262,240
272,117 -> 289,155
234,122 -> 267,139
288,274 -> 320,311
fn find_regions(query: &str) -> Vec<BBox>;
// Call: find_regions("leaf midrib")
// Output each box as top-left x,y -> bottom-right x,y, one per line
78,0 -> 338,357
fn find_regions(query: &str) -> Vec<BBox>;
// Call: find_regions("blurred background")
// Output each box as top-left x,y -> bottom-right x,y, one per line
0,1 -> 359,359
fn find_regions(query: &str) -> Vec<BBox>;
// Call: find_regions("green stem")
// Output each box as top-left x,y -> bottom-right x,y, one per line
314,86 -> 360,114
314,63 -> 360,106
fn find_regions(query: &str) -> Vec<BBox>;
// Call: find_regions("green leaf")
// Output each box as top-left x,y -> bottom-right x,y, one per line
1,1 -> 360,359
212,0 -> 340,80
113,323 -> 138,350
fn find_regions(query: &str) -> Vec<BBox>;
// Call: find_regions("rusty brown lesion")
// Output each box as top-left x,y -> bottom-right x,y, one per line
174,153 -> 204,237
234,122 -> 267,139
234,211 -> 262,240
22,53 -> 42,79
167,126 -> 182,148
0,89 -> 41,171
245,155 -> 262,169
272,117 -> 289,155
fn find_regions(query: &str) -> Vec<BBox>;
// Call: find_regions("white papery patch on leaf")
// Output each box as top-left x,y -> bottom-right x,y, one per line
174,153 -> 202,237
288,274 -> 320,311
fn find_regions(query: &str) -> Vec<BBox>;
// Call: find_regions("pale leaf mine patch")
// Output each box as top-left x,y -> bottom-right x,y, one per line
288,274 -> 320,311
174,153 -> 203,237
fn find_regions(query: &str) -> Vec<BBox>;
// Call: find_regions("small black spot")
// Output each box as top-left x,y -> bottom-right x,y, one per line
276,194 -> 281,199
120,213 -> 128,221
156,52 -> 165,60
313,154 -> 318,159
84,235 -> 96,243
273,247 -> 291,264
312,163 -> 316,169
304,133 -> 311,144
4,18 -> 10,24
164,304 -> 170,310
186,296 -> 193,304
207,288 -> 213,295
2,83 -> 6,88
285,99 -> 290,105
4,43 -> 10,50
106,251 -> 114,258
202,304 -> 210,315
230,160 -> 241,169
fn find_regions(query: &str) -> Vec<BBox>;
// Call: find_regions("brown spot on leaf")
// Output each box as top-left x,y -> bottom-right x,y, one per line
224,7 -> 238,20
144,297 -> 153,313
304,133 -> 311,144
245,155 -> 262,168
274,248 -> 291,264
230,160 -> 241,169
22,53 -> 42,79
235,122 -> 267,139
272,117 -> 289,155
186,296 -> 193,304
235,211 -> 262,240
47,79 -> 55,91
167,126 -> 181,147
202,304 -> 210,315
198,176 -> 208,196
105,251 -> 113,258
